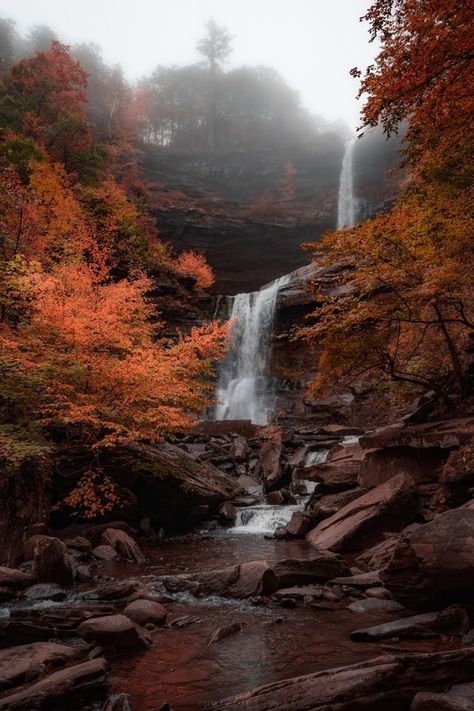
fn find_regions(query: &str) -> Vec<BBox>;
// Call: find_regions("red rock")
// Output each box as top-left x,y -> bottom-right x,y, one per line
284,512 -> 313,538
101,529 -> 144,563
351,606 -> 469,642
0,567 -> 34,590
209,649 -> 474,711
0,657 -> 108,710
208,622 -> 243,646
382,509 -> 474,610
412,682 -> 474,710
0,642 -> 78,691
306,474 -> 417,553
32,537 -> 73,586
311,488 -> 368,520
274,552 -> 350,587
77,614 -> 151,651
266,491 -> 284,505
93,545 -> 119,561
301,458 -> 360,492
122,600 -> 167,627
259,428 -> 282,486
218,502 -> 237,524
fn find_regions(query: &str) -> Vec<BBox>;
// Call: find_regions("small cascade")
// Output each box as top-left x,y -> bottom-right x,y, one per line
304,449 -> 329,467
337,137 -> 356,229
232,504 -> 301,535
214,274 -> 290,424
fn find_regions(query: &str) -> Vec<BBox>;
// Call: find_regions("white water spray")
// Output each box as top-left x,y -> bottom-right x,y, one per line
214,274 -> 290,424
337,137 -> 356,229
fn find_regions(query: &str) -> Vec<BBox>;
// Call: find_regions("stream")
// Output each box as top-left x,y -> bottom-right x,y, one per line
106,514 -> 452,710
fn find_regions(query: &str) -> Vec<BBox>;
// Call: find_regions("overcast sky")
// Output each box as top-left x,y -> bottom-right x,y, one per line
2,0 -> 378,131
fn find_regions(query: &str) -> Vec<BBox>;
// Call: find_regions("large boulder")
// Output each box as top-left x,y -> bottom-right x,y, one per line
32,537 -> 74,586
122,600 -> 167,627
209,648 -> 474,711
310,488 -> 368,521
101,529 -> 144,563
0,657 -> 108,710
77,614 -> 151,651
101,441 -> 241,528
274,552 -> 350,587
306,474 -> 417,552
0,567 -> 34,590
300,458 -> 360,492
381,509 -> 474,610
350,606 -> 469,642
0,642 -> 78,692
164,560 -> 278,599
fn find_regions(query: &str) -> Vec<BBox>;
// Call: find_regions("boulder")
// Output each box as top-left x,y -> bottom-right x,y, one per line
0,657 -> 108,710
329,571 -> 381,588
283,512 -> 313,538
164,561 -> 278,599
93,545 -> 119,562
310,488 -> 368,521
101,529 -> 144,563
208,622 -> 243,646
0,567 -> 34,590
259,428 -> 283,487
300,459 -> 360,492
123,600 -> 167,627
274,552 -> 350,587
57,440 -> 241,529
266,491 -> 284,506
359,447 -> 449,488
306,474 -> 417,552
77,614 -> 151,651
230,436 -> 249,460
208,649 -> 474,711
32,537 -> 73,586
359,419 -> 474,451
348,598 -> 405,614
412,682 -> 474,710
382,509 -> 474,610
0,642 -> 78,692
351,606 -> 470,642
218,502 -> 237,524
440,447 -> 474,485
0,605 -> 116,647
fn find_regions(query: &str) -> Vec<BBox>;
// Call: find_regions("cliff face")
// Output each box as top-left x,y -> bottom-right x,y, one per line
142,131 -> 402,295
142,142 -> 344,294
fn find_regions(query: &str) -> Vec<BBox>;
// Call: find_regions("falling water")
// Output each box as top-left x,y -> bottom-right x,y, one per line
214,274 -> 290,424
337,137 -> 356,229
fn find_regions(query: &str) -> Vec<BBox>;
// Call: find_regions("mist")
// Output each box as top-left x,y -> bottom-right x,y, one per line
1,0 -> 378,129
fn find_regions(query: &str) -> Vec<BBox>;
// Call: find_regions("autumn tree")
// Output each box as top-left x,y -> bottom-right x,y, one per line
0,41 -> 95,176
300,0 -> 474,402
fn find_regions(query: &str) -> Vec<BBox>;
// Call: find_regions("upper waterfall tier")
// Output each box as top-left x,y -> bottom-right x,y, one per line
337,137 -> 356,229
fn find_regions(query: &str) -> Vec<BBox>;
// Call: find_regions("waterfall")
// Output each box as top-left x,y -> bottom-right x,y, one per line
337,137 -> 356,229
214,274 -> 290,424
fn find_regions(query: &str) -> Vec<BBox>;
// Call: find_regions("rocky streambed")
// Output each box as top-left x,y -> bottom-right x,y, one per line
2,414 -> 474,709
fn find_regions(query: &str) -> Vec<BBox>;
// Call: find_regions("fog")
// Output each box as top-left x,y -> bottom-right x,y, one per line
2,0 -> 378,130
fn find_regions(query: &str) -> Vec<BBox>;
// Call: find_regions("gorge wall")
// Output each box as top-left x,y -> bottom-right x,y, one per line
142,130 -> 401,295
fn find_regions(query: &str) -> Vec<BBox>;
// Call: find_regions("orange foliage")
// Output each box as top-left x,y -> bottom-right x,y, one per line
0,260 -> 228,442
176,250 -> 215,289
61,468 -> 122,519
301,0 -> 474,401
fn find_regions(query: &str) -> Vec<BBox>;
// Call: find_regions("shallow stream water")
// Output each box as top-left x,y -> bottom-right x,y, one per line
107,529 -> 454,711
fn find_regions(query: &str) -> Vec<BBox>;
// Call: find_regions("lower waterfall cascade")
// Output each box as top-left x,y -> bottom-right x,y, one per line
213,274 -> 290,424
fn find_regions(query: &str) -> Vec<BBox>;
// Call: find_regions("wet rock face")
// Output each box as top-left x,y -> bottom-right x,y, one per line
381,509 -> 474,610
306,473 -> 417,553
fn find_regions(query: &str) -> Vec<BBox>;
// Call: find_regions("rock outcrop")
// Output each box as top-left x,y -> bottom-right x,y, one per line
306,473 -> 417,552
381,509 -> 474,610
